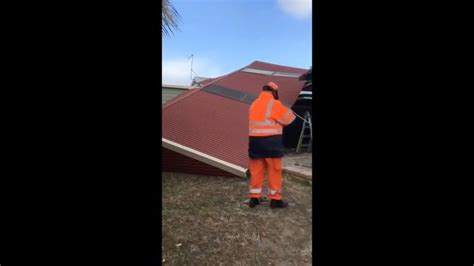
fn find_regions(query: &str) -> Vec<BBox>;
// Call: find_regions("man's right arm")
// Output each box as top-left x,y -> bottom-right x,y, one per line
272,101 -> 296,126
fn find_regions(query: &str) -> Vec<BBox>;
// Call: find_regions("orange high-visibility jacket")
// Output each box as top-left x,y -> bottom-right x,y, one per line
248,91 -> 296,137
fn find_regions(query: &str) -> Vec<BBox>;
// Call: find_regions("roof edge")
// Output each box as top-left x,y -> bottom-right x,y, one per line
162,88 -> 201,109
162,68 -> 245,110
162,138 -> 247,178
162,61 -> 307,110
250,60 -> 308,72
162,84 -> 194,89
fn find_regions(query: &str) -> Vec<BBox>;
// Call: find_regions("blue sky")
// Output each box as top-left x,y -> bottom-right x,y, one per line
163,0 -> 312,85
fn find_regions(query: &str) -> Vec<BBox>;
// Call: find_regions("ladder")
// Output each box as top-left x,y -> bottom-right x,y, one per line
296,111 -> 312,153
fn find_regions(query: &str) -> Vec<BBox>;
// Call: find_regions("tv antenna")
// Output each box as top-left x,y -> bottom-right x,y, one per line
188,54 -> 199,81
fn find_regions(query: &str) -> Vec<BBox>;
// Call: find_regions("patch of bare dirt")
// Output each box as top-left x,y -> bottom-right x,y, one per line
162,172 -> 312,265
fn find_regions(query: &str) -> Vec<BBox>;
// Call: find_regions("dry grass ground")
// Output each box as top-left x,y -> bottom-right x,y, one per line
162,171 -> 312,265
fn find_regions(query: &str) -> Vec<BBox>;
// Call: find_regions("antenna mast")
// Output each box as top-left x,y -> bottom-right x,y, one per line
188,54 -> 194,81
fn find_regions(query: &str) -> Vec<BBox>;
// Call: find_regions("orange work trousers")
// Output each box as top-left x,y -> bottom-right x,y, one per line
248,158 -> 283,200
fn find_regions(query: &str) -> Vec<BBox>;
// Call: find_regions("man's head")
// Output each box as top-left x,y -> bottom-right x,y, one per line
263,81 -> 279,100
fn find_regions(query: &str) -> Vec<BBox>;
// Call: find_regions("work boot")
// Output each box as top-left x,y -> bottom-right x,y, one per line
270,199 -> 288,209
249,198 -> 260,208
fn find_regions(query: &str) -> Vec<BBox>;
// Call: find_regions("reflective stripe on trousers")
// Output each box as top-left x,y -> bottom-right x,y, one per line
249,188 -> 262,194
269,190 -> 281,195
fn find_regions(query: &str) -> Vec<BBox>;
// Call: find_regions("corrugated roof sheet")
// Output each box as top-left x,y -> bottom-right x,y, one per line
162,61 -> 308,173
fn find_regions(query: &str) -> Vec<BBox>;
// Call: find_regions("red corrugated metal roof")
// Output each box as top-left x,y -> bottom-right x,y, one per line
162,61 -> 308,173
162,88 -> 199,109
162,147 -> 237,177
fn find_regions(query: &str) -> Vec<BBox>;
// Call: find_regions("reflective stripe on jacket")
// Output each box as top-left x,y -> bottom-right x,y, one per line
248,91 -> 296,137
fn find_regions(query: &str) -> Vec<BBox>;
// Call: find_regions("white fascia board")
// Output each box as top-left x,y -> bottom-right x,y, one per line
161,84 -> 193,90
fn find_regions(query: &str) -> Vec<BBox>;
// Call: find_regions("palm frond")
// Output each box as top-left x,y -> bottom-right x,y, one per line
162,0 -> 181,36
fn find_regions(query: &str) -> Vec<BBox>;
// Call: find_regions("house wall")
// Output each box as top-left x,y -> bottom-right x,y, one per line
284,82 -> 312,149
162,87 -> 188,104
162,147 -> 238,177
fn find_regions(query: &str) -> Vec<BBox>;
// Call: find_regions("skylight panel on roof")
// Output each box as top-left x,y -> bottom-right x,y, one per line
241,68 -> 275,76
202,84 -> 294,107
202,84 -> 258,105
273,72 -> 302,78
241,68 -> 301,78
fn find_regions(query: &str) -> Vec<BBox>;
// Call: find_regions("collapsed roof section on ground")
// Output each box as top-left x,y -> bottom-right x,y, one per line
162,61 -> 309,177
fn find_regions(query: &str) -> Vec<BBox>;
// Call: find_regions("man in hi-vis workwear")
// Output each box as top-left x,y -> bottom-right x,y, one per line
248,81 -> 296,208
